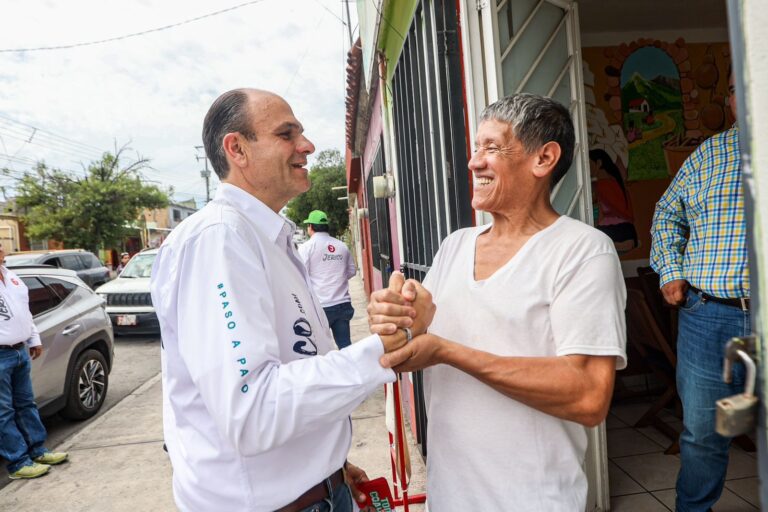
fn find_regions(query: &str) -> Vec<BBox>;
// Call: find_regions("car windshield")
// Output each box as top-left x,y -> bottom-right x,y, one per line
120,253 -> 156,278
4,254 -> 43,266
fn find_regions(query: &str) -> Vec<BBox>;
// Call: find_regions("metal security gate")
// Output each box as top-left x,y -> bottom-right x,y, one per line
391,0 -> 473,284
389,0 -> 474,457
366,140 -> 394,288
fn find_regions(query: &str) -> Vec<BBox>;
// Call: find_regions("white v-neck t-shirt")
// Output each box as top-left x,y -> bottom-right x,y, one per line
421,216 -> 626,511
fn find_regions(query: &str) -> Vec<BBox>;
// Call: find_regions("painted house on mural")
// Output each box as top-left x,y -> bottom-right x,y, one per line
345,0 -> 768,509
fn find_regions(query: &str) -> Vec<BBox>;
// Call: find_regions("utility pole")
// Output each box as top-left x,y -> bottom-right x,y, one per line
194,146 -> 211,203
344,0 -> 353,47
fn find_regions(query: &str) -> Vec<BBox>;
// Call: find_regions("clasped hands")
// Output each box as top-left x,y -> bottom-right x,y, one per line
368,271 -> 442,372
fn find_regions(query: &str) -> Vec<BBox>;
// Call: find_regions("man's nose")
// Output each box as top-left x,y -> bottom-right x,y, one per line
298,135 -> 315,155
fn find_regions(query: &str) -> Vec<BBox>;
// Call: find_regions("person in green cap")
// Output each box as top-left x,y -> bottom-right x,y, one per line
298,210 -> 357,348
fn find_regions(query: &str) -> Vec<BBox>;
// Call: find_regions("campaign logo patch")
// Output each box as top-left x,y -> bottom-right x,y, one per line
328,244 -> 335,253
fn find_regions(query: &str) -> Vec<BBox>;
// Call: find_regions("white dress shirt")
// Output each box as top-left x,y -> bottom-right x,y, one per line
151,183 -> 394,512
298,232 -> 356,307
0,267 -> 41,347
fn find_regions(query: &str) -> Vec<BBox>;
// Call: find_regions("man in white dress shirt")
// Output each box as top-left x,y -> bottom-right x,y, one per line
0,243 -> 68,481
299,210 -> 357,349
151,89 -> 432,512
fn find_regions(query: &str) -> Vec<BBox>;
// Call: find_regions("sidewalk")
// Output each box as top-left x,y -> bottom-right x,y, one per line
0,274 -> 427,511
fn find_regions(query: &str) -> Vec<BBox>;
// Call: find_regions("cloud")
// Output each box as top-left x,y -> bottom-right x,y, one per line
0,0 -> 356,203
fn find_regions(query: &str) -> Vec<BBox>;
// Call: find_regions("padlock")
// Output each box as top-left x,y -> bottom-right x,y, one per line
715,342 -> 757,437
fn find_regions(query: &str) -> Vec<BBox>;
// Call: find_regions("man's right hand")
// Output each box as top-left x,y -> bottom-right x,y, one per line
374,271 -> 436,353
661,279 -> 689,306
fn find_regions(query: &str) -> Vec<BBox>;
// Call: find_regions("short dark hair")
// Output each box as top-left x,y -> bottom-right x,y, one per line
202,89 -> 257,179
480,93 -> 575,187
309,223 -> 329,233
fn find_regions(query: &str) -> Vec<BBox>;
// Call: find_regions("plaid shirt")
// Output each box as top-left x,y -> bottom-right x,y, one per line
650,126 -> 748,298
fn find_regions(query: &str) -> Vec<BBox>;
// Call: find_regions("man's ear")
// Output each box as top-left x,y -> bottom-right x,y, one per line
222,132 -> 249,169
532,141 -> 561,180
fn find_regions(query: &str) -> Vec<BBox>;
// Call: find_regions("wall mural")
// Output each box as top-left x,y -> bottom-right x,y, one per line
583,39 -> 731,259
621,47 -> 684,181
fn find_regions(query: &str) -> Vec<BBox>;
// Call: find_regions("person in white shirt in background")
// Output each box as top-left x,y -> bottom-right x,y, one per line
150,88 -> 434,512
0,243 -> 68,481
298,210 -> 357,349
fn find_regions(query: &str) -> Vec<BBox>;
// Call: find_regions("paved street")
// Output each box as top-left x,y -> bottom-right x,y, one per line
0,335 -> 162,491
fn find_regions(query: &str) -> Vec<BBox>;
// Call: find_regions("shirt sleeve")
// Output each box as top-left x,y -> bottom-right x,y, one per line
26,322 -> 41,347
650,144 -> 703,286
345,249 -> 356,280
175,225 -> 394,455
297,241 -> 311,269
550,252 -> 627,369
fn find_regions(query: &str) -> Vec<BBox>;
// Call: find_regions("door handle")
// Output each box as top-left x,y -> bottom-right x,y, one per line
62,324 -> 81,336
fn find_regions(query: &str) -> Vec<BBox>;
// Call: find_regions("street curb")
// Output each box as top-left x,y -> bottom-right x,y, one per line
56,371 -> 163,452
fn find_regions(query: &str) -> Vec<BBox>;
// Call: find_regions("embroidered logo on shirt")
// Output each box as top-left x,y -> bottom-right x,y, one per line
328,245 -> 336,253
0,295 -> 14,321
292,317 -> 318,356
10,278 -> 19,286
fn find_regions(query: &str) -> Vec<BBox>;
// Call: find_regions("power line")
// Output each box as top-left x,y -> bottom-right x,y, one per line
0,128 -> 100,164
0,114 -> 106,154
0,0 -> 270,53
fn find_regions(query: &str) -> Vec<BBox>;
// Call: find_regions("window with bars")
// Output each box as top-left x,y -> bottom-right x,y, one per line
365,141 -> 393,285
391,0 -> 473,284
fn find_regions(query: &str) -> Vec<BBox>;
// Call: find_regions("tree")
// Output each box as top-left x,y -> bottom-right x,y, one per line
285,149 -> 349,236
13,146 -> 169,253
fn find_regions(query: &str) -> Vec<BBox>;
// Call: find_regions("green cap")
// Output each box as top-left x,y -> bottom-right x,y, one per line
303,210 -> 329,225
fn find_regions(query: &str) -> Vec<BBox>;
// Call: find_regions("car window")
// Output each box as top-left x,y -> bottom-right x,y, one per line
20,277 -> 63,316
59,255 -> 85,271
78,254 -> 99,269
120,253 -> 156,278
42,257 -> 61,268
40,277 -> 78,301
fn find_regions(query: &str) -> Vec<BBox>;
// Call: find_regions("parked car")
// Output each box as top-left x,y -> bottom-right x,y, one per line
5,249 -> 111,290
95,249 -> 158,336
12,266 -> 114,420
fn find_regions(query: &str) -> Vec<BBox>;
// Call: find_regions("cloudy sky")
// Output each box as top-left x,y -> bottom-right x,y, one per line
0,0 -> 357,205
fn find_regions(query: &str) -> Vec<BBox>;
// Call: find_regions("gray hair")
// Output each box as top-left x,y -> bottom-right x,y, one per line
480,93 -> 575,187
202,89 -> 257,179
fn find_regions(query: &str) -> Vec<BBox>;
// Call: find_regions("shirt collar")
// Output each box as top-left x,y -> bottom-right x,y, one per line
214,183 -> 295,244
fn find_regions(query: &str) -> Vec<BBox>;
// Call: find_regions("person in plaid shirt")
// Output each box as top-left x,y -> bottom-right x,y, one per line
650,72 -> 748,512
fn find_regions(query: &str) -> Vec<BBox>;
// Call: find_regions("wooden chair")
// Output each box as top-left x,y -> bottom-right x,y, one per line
626,288 -> 681,454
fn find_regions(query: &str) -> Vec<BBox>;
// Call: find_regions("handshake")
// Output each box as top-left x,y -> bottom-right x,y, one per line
367,271 -> 439,372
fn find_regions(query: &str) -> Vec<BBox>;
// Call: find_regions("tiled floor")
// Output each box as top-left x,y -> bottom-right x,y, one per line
607,399 -> 760,510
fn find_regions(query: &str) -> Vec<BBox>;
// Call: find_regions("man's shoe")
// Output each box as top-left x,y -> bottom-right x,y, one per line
8,462 -> 50,480
33,451 -> 68,466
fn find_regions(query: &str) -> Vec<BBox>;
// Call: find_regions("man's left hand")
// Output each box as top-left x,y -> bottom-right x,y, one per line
380,333 -> 445,372
29,346 -> 42,360
344,462 -> 370,508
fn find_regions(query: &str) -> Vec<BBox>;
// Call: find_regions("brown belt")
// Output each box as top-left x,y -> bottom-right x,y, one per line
274,468 -> 345,512
690,286 -> 750,311
0,342 -> 24,350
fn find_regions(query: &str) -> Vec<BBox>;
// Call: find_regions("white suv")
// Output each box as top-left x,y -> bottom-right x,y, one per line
95,249 -> 158,336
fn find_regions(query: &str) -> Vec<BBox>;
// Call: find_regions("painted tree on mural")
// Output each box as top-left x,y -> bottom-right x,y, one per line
620,47 -> 684,181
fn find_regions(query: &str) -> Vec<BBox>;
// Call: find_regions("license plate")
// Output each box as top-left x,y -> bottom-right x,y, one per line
117,315 -> 137,326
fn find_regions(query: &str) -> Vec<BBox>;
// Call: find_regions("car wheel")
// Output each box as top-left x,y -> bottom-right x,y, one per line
61,349 -> 109,420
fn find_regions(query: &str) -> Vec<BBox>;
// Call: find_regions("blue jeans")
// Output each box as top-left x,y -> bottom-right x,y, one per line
298,482 -> 354,512
323,303 -> 354,349
675,290 -> 750,512
0,346 -> 49,473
